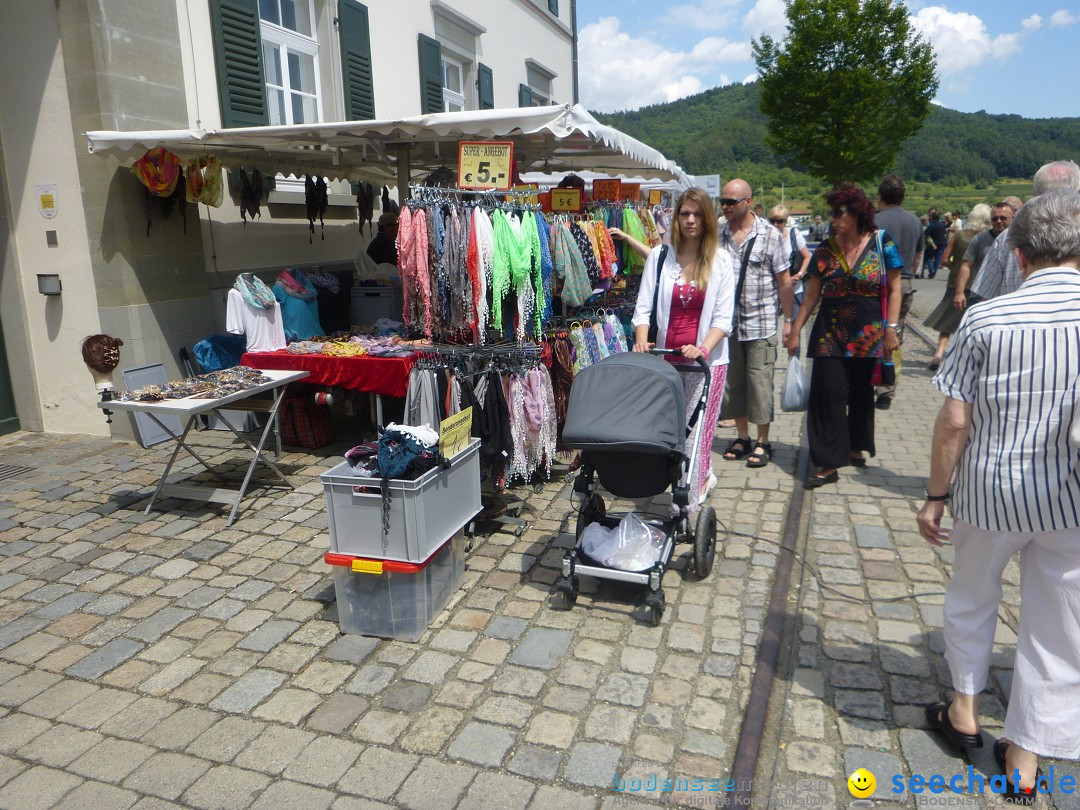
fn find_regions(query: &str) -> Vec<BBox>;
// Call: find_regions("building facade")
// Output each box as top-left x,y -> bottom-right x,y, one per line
0,0 -> 575,436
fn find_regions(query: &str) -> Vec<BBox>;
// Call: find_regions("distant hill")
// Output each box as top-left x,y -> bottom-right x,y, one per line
593,83 -> 1080,185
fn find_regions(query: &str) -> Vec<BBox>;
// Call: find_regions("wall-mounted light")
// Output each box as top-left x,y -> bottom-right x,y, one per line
37,274 -> 62,295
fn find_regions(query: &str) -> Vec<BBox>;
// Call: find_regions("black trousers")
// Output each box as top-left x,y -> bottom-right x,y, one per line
807,357 -> 877,470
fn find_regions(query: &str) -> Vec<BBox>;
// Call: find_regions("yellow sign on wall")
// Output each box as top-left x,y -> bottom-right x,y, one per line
458,141 -> 514,190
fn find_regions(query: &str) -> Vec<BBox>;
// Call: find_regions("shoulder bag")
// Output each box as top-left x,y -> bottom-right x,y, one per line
870,230 -> 896,386
730,235 -> 758,336
646,244 -> 669,344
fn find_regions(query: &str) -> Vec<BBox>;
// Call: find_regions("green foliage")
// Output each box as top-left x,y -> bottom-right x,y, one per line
752,0 -> 938,185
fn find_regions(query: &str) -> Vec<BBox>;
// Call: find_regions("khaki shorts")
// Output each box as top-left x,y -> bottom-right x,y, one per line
720,334 -> 777,425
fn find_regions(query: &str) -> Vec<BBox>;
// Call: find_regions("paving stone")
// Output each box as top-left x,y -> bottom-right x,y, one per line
508,744 -> 563,781
492,666 -> 547,698
430,629 -> 476,652
843,748 -> 906,802
64,638 -> 145,680
346,665 -> 396,695
830,662 -> 884,690
457,772 -> 536,810
381,682 -> 432,713
402,652 -> 458,684
175,586 -> 226,609
584,703 -> 637,744
32,592 -> 95,620
235,726 -> 317,775
0,617 -> 49,650
565,742 -> 623,788
237,620 -> 301,652
855,525 -> 893,549
352,710 -> 410,744
283,737 -> 364,787
528,786 -> 599,810
141,706 -> 219,750
182,765 -> 272,810
250,780 -> 335,810
69,738 -> 156,781
17,723 -> 103,767
835,689 -> 888,720
394,758 -> 476,810
338,747 -> 418,800
128,608 -> 196,643
785,741 -> 838,776
55,688 -> 139,729
209,669 -> 286,713
0,765 -> 83,810
53,780 -> 140,810
20,680 -> 98,719
306,693 -> 369,735
596,672 -> 650,707
483,616 -> 528,640
508,628 -> 572,670
183,541 -> 230,562
447,721 -> 516,767
187,717 -> 266,763
252,688 -> 322,724
681,728 -> 727,760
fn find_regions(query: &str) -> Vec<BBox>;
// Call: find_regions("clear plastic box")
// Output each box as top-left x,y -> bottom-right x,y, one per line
320,439 -> 481,562
325,533 -> 465,642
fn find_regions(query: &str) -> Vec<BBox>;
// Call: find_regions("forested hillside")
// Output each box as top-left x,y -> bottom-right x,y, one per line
593,83 -> 1080,186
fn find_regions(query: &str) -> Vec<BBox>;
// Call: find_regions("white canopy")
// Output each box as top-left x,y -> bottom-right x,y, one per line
85,104 -> 691,187
518,169 -> 688,194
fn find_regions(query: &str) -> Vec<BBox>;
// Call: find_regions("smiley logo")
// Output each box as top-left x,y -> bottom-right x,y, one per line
847,768 -> 876,798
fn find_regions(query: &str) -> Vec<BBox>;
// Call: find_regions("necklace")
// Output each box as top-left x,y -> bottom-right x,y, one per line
677,280 -> 697,308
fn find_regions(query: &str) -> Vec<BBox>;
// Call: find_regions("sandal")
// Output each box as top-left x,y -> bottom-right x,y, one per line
850,455 -> 866,468
924,702 -> 983,751
723,437 -> 753,461
805,470 -> 838,489
746,442 -> 772,468
993,740 -> 1045,805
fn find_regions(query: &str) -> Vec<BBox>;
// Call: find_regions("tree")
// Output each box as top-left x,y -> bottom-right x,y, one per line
752,0 -> 939,186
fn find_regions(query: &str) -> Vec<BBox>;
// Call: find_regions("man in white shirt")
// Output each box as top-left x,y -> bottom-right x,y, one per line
918,190 -> 1080,797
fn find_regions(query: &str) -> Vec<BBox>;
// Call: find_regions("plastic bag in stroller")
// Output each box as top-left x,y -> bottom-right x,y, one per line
557,350 -> 719,625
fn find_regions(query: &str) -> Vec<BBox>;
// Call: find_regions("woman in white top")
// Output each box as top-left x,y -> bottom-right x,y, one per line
631,187 -> 736,506
767,205 -> 812,316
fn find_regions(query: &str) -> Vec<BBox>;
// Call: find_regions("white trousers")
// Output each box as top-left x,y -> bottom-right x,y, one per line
945,520 -> 1080,759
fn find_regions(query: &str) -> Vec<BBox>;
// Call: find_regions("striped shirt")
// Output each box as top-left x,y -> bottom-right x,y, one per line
969,226 -> 1022,300
934,267 -> 1080,532
718,214 -> 789,341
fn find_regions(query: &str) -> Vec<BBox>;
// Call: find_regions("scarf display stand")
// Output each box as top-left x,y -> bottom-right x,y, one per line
98,369 -> 308,525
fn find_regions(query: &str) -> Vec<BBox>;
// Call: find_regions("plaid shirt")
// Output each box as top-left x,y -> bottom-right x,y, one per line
718,214 -> 789,341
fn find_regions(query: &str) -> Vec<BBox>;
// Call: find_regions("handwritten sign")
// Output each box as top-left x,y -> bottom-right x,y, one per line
648,189 -> 663,206
592,179 -> 622,201
512,183 -> 539,206
458,141 -> 514,190
621,183 -> 641,201
439,406 -> 473,459
551,188 -> 582,212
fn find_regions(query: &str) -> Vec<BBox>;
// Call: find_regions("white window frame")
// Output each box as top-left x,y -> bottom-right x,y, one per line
525,59 -> 555,107
442,54 -> 466,113
260,0 -> 323,128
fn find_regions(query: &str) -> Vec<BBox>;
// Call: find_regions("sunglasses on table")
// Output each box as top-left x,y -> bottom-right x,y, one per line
828,207 -> 848,218
719,197 -> 749,206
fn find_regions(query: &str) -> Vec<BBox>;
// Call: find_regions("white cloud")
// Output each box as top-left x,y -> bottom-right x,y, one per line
743,0 -> 788,40
578,17 -> 750,111
1050,9 -> 1080,26
910,7 -> 1024,86
1022,14 -> 1042,31
664,0 -> 744,30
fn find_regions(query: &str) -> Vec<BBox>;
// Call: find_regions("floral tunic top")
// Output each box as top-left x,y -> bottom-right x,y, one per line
806,230 -> 903,358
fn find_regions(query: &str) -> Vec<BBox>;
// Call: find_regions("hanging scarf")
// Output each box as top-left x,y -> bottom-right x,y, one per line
536,213 -> 554,323
308,269 -> 340,294
234,274 -> 276,309
133,147 -> 181,196
185,155 -> 223,207
356,182 -> 374,235
306,175 -> 328,243
275,269 -> 316,300
398,206 -> 433,337
490,210 -> 513,331
473,207 -> 494,343
621,208 -> 648,274
239,168 -> 263,225
553,222 -> 591,307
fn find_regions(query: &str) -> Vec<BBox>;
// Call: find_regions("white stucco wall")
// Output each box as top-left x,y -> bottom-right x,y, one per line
0,4 -> 108,435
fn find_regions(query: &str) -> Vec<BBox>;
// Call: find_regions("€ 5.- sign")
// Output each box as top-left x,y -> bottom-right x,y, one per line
458,141 -> 514,190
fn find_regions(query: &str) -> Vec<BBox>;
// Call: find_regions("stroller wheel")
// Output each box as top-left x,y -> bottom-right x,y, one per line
643,591 -> 665,626
553,575 -> 579,610
694,506 -> 717,578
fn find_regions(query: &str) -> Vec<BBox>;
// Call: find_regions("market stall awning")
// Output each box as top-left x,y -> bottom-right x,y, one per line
85,104 -> 691,187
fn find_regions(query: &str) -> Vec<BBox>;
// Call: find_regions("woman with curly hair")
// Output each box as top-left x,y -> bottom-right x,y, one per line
784,184 -> 903,488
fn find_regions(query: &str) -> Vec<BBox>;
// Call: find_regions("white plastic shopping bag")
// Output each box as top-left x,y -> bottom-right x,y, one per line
780,356 -> 810,412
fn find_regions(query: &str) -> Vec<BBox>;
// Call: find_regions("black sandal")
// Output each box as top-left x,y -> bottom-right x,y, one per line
723,437 -> 753,461
746,442 -> 772,468
924,702 -> 983,751
993,740 -> 1044,805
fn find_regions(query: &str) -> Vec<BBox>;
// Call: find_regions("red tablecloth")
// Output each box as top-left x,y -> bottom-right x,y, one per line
241,351 -> 416,398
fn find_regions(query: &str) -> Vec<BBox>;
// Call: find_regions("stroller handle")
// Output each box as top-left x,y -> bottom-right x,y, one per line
649,348 -> 709,370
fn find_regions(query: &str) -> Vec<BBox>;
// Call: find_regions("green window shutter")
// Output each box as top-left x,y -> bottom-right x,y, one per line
477,64 -> 494,110
418,34 -> 444,114
210,0 -> 268,127
339,0 -> 375,119
518,84 -> 533,108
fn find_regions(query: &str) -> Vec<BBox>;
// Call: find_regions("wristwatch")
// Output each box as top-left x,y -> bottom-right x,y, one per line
886,322 -> 900,330
925,490 -> 950,502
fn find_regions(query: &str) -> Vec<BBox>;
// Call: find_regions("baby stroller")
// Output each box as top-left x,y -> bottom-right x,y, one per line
557,350 -> 717,625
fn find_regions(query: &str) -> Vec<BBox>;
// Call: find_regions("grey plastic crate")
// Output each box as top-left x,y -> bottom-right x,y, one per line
351,286 -> 402,325
321,439 -> 481,562
329,533 -> 465,642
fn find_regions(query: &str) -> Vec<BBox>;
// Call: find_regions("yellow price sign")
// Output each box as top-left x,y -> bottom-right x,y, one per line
551,188 -> 582,212
512,184 -> 539,205
648,189 -> 663,206
458,141 -> 514,190
439,406 -> 473,459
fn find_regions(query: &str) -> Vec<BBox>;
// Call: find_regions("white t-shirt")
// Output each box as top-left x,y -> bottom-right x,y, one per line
226,288 -> 287,352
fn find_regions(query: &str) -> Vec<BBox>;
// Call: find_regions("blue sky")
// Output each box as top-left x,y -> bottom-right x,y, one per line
577,0 -> 1080,118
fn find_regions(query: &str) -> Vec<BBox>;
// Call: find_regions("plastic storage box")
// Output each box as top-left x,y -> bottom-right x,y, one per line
351,286 -> 403,325
320,438 -> 481,562
325,533 -> 465,642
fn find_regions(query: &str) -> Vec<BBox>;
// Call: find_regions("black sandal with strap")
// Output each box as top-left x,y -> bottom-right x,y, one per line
746,442 -> 773,468
723,437 -> 753,461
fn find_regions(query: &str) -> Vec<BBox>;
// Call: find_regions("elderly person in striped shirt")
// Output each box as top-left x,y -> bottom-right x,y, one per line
918,190 -> 1080,804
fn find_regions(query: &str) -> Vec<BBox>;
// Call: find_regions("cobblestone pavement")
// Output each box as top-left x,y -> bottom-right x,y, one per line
0,277 -> 1074,809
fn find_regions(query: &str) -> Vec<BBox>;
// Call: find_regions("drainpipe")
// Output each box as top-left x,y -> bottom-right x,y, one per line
570,0 -> 579,105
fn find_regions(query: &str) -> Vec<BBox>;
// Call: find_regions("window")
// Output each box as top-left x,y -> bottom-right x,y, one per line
442,55 -> 465,112
548,0 -> 559,15
524,61 -> 555,106
260,0 -> 321,125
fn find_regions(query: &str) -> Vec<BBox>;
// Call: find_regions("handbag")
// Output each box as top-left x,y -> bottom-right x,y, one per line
869,230 -> 896,386
647,245 -> 669,344
280,392 -> 335,449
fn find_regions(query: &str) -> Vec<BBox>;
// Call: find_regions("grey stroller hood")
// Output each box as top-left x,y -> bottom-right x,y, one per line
563,353 -> 686,454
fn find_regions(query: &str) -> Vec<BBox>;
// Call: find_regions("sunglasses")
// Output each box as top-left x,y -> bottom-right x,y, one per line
769,218 -> 786,225
828,207 -> 848,218
720,197 -> 748,206
991,216 -> 1010,222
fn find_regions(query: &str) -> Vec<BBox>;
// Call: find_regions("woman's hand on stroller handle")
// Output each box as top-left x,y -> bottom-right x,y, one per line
632,340 -> 654,353
650,347 -> 709,368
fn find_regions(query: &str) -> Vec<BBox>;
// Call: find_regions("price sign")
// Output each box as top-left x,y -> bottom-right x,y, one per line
648,189 -> 663,206
621,183 -> 641,201
439,406 -> 473,459
551,188 -> 581,212
512,183 -> 539,205
592,179 -> 622,200
537,191 -> 553,213
458,141 -> 514,190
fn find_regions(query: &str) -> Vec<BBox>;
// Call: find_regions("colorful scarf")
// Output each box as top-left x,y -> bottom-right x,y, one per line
308,270 -> 340,294
133,147 -> 181,196
185,155 -> 223,207
275,269 -> 316,300
233,274 -> 276,309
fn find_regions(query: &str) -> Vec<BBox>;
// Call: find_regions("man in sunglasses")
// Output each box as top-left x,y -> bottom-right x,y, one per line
716,179 -> 796,470
970,160 -> 1080,302
872,174 -> 924,411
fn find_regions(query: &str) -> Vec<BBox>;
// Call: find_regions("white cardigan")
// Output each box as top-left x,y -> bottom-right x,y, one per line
631,244 -> 736,366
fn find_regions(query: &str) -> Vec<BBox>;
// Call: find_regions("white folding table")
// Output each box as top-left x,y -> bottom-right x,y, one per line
99,369 -> 309,525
